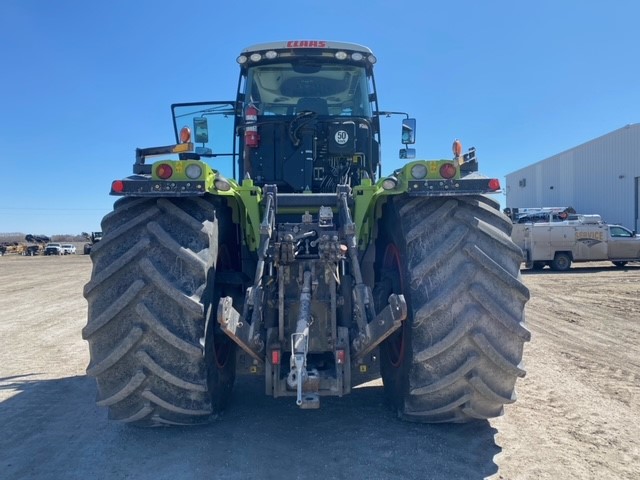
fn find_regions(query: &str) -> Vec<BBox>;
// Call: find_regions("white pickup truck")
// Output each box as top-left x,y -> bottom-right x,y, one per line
511,215 -> 640,271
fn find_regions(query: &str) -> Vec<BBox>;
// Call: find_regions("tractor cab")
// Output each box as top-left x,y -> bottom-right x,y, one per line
170,41 -> 415,193
238,42 -> 378,193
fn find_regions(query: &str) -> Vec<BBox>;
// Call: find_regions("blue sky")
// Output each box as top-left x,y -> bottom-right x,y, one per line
1,1 -> 638,235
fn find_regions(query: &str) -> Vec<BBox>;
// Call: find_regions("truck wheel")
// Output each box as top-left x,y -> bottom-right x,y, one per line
550,252 -> 572,271
83,195 -> 236,426
377,196 -> 530,423
531,261 -> 546,271
612,261 -> 627,268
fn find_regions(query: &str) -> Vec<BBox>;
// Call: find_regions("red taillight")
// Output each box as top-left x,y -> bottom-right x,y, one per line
336,349 -> 346,365
155,163 -> 173,179
488,178 -> 501,190
271,349 -> 281,365
112,180 -> 124,193
439,163 -> 457,179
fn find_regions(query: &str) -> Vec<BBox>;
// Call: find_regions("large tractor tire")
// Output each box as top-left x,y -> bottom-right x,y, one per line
83,196 -> 237,426
377,195 -> 531,423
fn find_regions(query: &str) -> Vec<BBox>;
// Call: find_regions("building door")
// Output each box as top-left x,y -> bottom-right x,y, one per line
636,176 -> 640,233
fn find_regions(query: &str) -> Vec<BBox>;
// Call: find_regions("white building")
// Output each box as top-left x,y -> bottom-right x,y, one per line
505,123 -> 640,232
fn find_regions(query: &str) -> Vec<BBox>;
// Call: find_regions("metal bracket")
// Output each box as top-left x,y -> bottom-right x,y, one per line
352,293 -> 407,360
217,296 -> 264,363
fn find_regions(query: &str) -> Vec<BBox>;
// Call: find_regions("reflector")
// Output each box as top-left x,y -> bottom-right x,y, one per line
112,180 -> 124,192
271,350 -> 281,365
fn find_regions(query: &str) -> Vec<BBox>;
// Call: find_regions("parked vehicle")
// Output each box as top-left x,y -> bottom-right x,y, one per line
82,232 -> 102,254
44,243 -> 63,256
61,244 -> 77,255
511,211 -> 640,270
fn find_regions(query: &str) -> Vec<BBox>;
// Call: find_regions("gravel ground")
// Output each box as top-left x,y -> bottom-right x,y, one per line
0,254 -> 638,479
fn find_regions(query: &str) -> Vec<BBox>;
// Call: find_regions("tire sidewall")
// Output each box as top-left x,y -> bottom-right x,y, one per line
377,201 -> 413,413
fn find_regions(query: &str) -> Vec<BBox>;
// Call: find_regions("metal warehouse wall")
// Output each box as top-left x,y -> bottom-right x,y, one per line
506,123 -> 640,231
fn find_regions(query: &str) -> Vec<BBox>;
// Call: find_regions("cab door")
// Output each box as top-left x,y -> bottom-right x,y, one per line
607,226 -> 640,259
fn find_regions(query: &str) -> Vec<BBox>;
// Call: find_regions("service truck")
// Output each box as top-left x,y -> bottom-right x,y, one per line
511,212 -> 640,270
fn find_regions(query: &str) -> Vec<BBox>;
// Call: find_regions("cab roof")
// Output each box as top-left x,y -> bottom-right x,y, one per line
241,40 -> 373,55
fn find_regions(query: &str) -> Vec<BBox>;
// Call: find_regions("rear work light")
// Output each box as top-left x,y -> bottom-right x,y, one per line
185,163 -> 203,179
410,164 -> 428,179
155,163 -> 173,179
215,178 -> 231,191
439,163 -> 457,179
381,177 -> 398,190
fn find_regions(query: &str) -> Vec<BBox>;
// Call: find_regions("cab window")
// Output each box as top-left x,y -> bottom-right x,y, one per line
610,226 -> 632,237
245,63 -> 372,117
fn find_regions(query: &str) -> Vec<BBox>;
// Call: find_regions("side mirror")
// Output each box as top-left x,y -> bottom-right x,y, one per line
194,117 -> 209,143
399,148 -> 416,159
401,118 -> 416,144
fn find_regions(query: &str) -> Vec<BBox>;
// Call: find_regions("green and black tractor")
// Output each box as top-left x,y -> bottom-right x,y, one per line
83,40 -> 530,426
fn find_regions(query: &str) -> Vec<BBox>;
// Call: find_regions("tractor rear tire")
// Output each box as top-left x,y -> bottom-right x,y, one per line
378,195 -> 531,423
83,195 -> 236,426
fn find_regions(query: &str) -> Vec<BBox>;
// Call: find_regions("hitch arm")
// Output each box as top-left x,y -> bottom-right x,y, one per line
218,187 -> 278,364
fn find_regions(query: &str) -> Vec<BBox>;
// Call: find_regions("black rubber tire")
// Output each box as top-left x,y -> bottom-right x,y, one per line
531,261 -> 546,271
550,252 -> 572,271
83,195 -> 236,426
377,195 -> 531,423
612,261 -> 628,268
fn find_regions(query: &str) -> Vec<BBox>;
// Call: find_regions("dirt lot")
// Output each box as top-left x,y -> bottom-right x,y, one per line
1,255 -> 638,479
